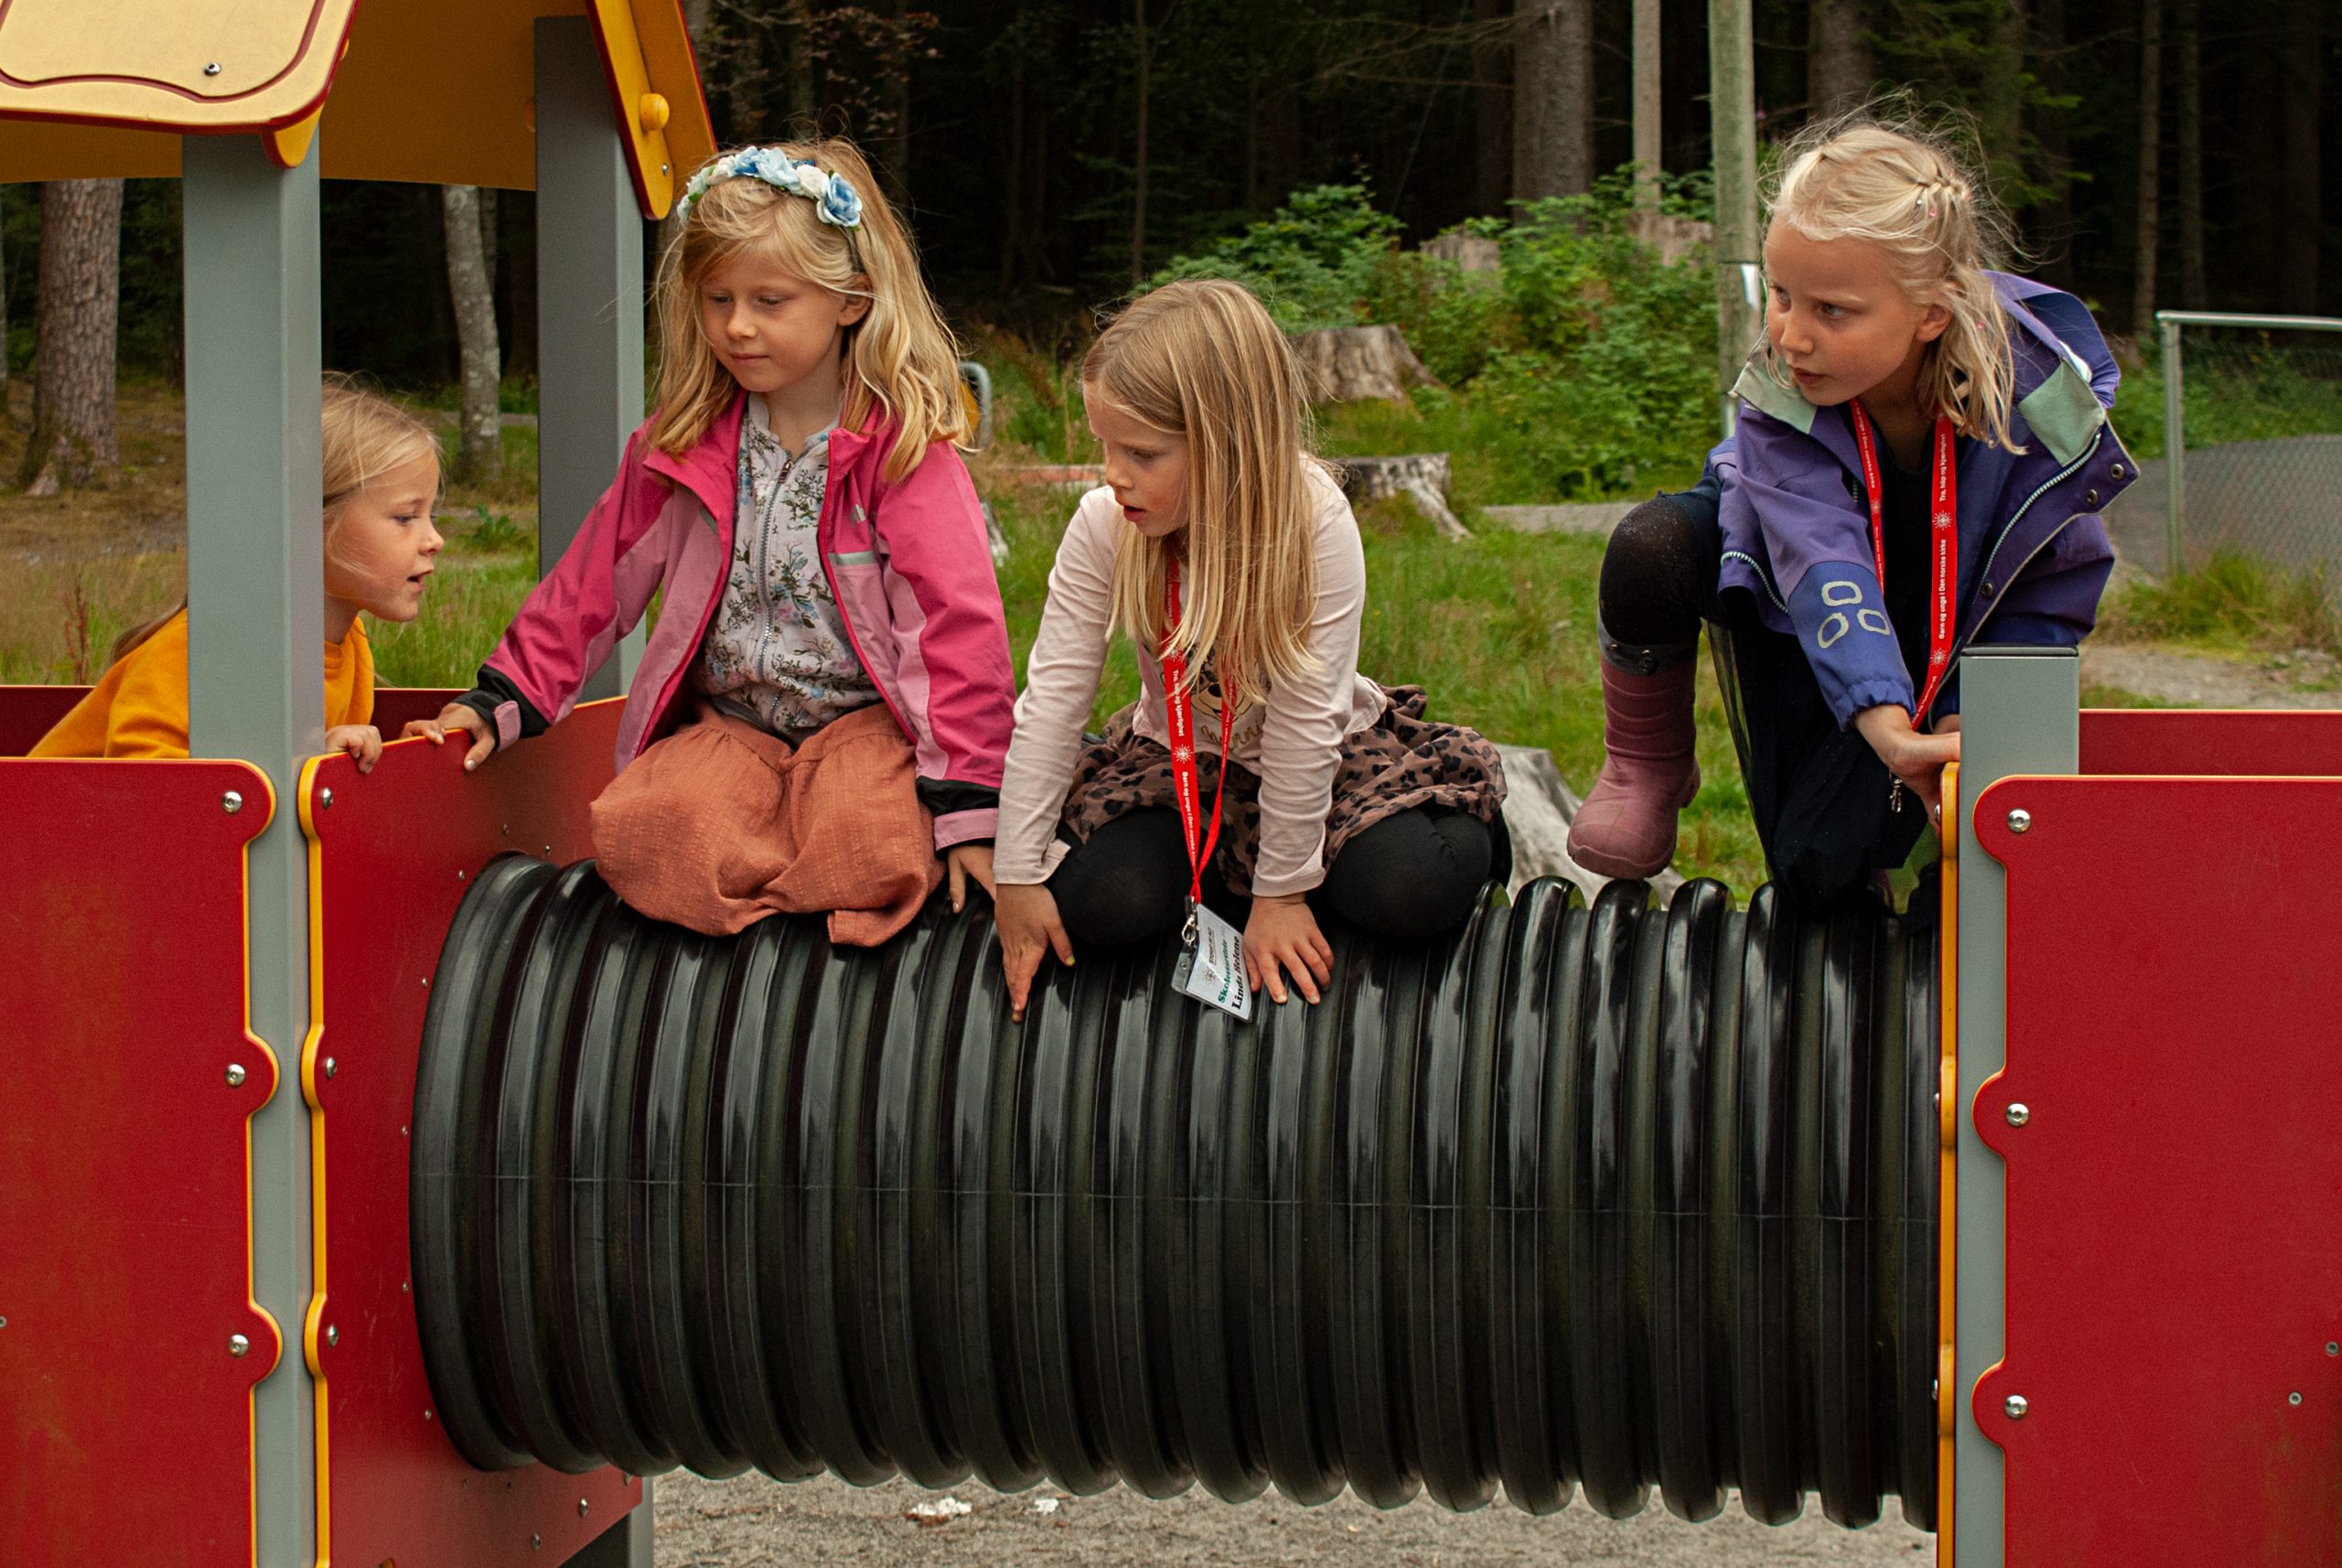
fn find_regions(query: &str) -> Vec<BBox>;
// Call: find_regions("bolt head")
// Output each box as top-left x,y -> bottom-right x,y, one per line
532,1534 -> 543,1550
320,788 -> 334,810
2005,1102 -> 2032,1127
2292,1391 -> 2305,1407
2326,1342 -> 2337,1357
225,1063 -> 247,1087
326,1324 -> 338,1347
323,1057 -> 336,1079
221,790 -> 244,815
204,61 -> 222,75
229,1333 -> 251,1358
2006,808 -> 2032,834
2004,1393 -> 2029,1420
579,1498 -> 590,1515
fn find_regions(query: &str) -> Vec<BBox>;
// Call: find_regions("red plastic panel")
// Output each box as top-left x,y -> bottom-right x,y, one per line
301,701 -> 636,1568
2080,707 -> 2342,778
368,687 -> 463,738
0,685 -> 89,757
0,757 -> 283,1568
1973,776 -> 2342,1567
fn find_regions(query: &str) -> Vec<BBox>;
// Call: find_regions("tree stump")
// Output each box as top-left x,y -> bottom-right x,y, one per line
1291,324 -> 1436,405
1335,453 -> 1469,540
1421,232 -> 1502,274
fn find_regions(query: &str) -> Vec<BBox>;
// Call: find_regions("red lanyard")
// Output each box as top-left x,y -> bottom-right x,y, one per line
1159,559 -> 1235,926
1849,402 -> 1959,721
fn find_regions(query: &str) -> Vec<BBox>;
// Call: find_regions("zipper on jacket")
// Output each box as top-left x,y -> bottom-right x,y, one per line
1971,424 -> 2101,608
1723,549 -> 1790,612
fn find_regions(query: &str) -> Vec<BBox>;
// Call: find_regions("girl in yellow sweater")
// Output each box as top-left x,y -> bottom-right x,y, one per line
34,379 -> 444,769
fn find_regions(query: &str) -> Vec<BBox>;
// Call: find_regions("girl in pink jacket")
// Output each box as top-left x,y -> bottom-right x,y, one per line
413,140 -> 1015,934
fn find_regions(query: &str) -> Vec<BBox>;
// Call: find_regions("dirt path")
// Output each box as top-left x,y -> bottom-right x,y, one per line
2083,641 -> 2342,708
652,1471 -> 1932,1567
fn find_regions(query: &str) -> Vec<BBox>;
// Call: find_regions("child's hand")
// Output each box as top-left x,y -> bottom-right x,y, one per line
945,842 -> 997,912
403,703 -> 496,772
326,724 -> 383,775
1245,893 -> 1333,1006
994,882 -> 1073,1022
1853,704 -> 1961,820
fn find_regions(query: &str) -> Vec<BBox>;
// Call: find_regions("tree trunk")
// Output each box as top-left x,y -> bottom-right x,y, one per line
1512,0 -> 1593,201
876,0 -> 912,204
787,0 -> 819,134
2174,0 -> 2206,307
443,185 -> 503,486
2032,0 -> 2074,285
16,179 -> 122,494
1131,0 -> 1150,285
1632,0 -> 1661,209
1807,0 -> 1869,118
0,185 -> 10,429
2132,0 -> 2163,338
1475,0 -> 1514,217
1981,1 -> 2027,199
2277,0 -> 2321,313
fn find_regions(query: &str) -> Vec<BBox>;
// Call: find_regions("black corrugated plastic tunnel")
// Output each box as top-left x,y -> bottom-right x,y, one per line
411,856 -> 1937,1530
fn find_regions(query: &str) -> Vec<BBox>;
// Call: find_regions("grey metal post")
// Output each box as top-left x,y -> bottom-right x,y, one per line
1952,646 -> 2079,1568
1707,0 -> 1760,435
2160,313 -> 2185,577
565,1477 -> 654,1568
181,130 -> 324,1568
537,15 -> 647,699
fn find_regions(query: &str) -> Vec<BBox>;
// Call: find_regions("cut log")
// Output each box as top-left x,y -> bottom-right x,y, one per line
1421,232 -> 1502,274
1494,743 -> 1684,905
1291,324 -> 1436,404
1628,209 -> 1712,268
1335,453 -> 1469,540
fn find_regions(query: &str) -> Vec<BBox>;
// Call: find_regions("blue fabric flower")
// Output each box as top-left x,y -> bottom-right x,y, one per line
817,174 -> 863,231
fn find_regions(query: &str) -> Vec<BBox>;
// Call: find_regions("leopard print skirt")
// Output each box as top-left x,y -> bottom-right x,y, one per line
1058,684 -> 1508,896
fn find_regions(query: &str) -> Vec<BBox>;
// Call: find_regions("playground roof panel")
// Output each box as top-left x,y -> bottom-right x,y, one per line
0,0 -> 714,216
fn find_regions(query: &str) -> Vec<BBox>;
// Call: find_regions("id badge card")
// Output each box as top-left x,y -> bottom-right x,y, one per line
1172,902 -> 1254,1021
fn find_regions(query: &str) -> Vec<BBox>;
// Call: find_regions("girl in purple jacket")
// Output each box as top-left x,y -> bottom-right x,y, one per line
412,139 -> 1015,929
1567,118 -> 2135,909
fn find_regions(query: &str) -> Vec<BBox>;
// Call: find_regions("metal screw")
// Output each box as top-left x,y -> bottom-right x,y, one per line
2292,1391 -> 2305,1407
421,976 -> 429,988
229,1334 -> 252,1358
323,1058 -> 337,1079
402,1279 -> 411,1293
225,1063 -> 247,1087
2326,1342 -> 2337,1357
661,163 -> 671,175
400,1124 -> 409,1136
532,1535 -> 543,1551
222,790 -> 244,815
2005,1102 -> 2031,1127
579,1498 -> 591,1516
320,788 -> 334,811
543,844 -> 553,856
2004,1394 -> 2028,1420
1,1316 -> 10,1328
424,1409 -> 435,1421
326,1324 -> 338,1347
204,61 -> 222,75
2006,808 -> 2032,834
457,868 -> 467,881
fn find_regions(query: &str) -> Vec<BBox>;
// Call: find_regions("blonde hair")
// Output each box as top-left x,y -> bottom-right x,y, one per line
1766,114 -> 2023,451
1086,279 -> 1328,716
110,375 -> 439,663
648,137 -> 966,481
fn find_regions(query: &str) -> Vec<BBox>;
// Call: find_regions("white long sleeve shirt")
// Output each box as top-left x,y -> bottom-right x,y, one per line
994,470 -> 1384,898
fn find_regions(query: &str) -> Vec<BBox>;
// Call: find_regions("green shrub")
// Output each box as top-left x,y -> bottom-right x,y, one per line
1150,185 -> 1405,335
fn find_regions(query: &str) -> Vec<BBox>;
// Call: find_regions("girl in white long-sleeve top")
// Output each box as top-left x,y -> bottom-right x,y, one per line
992,279 -> 1509,1016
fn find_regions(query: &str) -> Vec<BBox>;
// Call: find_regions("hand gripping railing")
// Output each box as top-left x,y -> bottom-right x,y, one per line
411,856 -> 1938,1529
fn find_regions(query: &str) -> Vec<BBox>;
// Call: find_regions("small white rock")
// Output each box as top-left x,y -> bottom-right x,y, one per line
1033,1497 -> 1061,1515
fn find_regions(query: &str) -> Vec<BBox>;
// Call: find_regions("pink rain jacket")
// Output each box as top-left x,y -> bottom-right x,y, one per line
460,396 -> 1015,849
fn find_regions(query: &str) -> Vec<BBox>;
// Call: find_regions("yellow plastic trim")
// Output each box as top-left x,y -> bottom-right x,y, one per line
1935,761 -> 1959,1568
0,0 -> 356,134
266,109 -> 321,171
295,751 -> 335,1568
588,0 -> 674,217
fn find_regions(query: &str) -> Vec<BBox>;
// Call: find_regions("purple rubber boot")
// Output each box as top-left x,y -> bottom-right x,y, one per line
1567,655 -> 1701,880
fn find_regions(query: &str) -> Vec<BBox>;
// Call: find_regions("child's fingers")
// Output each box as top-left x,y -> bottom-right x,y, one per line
401,719 -> 444,744
948,855 -> 967,912
1004,942 -> 1038,1019
463,729 -> 494,771
1305,931 -> 1334,985
358,729 -> 382,775
1046,916 -> 1075,969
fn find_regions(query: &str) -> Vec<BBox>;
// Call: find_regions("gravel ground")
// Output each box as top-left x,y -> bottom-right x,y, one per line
652,1471 -> 1933,1567
2084,642 -> 2342,708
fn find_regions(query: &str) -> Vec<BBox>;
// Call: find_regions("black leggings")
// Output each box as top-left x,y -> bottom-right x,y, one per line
1597,475 -> 1724,660
1047,806 -> 1503,945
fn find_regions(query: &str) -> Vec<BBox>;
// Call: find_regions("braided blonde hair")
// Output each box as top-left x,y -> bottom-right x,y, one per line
1767,115 -> 2024,451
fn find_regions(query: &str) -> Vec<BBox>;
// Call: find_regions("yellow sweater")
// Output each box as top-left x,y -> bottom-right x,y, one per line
30,609 -> 374,759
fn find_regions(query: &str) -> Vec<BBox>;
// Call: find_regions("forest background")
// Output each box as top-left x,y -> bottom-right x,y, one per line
0,0 -> 2335,888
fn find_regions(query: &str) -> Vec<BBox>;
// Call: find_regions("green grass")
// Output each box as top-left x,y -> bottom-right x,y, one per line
2097,548 -> 2341,657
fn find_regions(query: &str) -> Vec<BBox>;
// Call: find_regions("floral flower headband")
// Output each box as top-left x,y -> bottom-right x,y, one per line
678,147 -> 866,265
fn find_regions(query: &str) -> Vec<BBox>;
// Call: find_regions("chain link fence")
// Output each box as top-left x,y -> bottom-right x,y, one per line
2100,313 -> 2342,586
